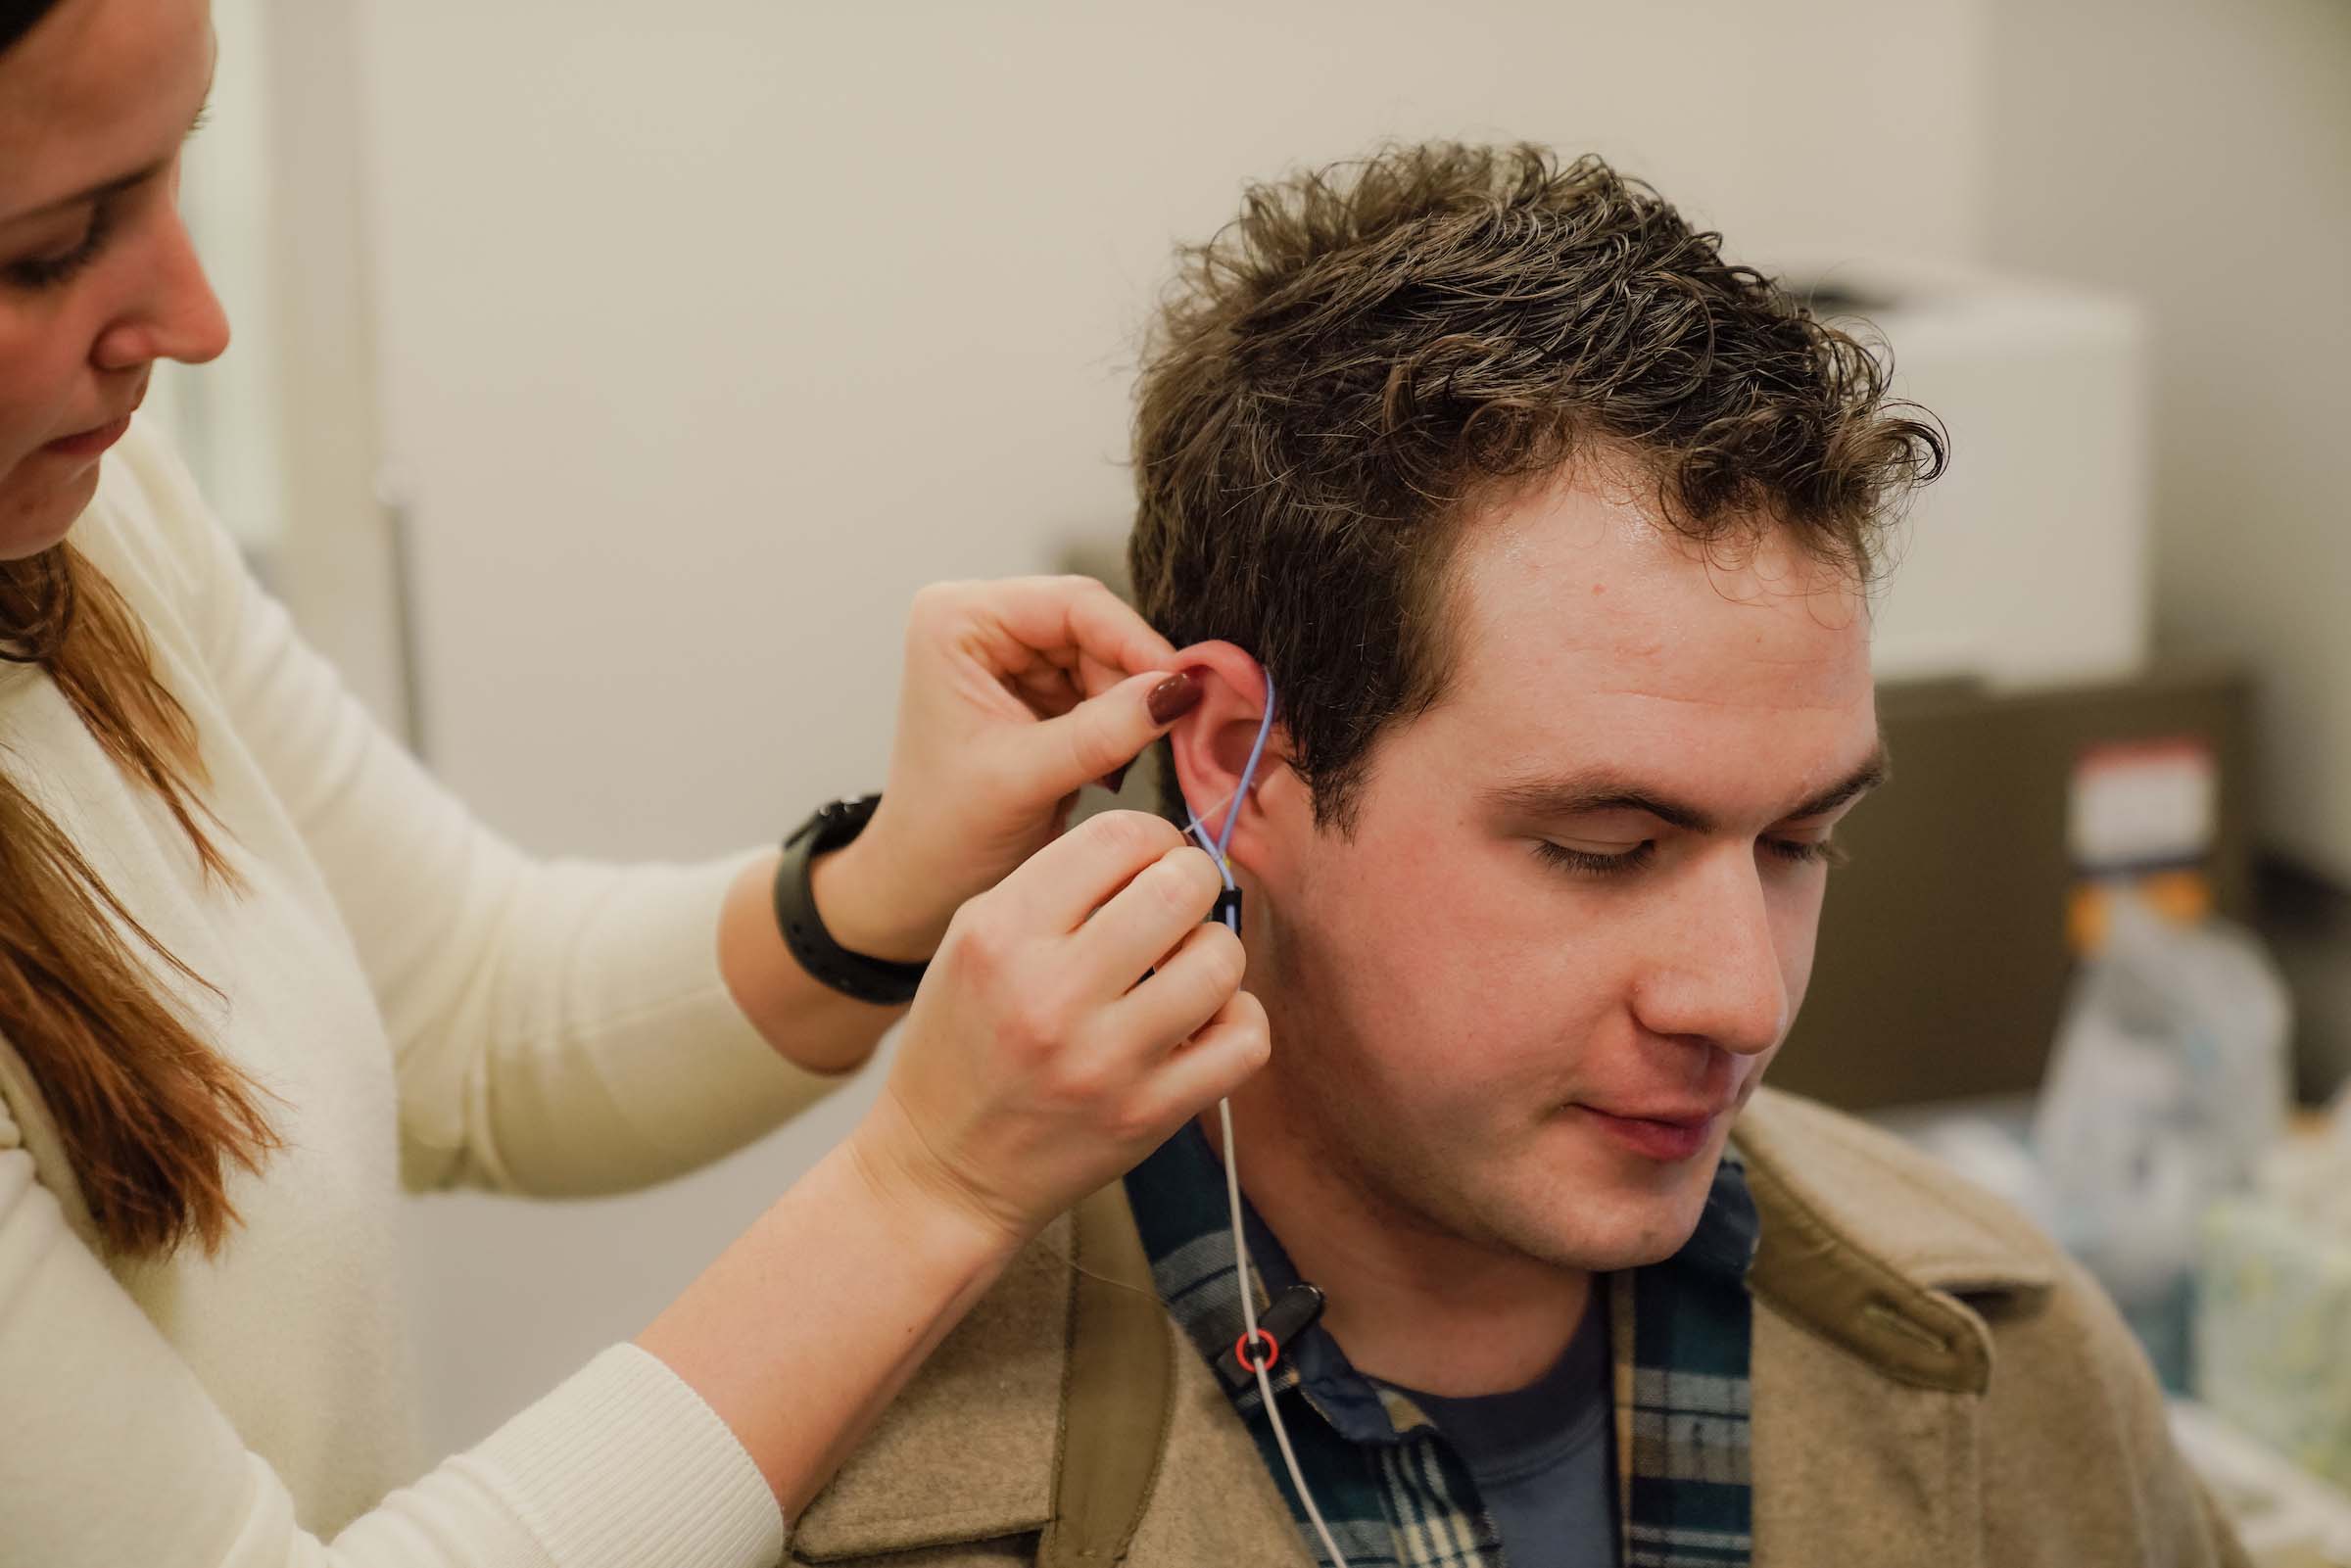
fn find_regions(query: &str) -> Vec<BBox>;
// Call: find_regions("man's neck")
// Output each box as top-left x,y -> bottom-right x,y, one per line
1203,1094 -> 1594,1399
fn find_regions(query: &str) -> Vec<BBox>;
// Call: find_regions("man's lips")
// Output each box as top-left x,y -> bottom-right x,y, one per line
1579,1101 -> 1731,1127
1570,1102 -> 1732,1163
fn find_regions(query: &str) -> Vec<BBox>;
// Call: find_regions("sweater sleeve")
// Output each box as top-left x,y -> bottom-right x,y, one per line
110,424 -> 845,1195
0,1102 -> 786,1567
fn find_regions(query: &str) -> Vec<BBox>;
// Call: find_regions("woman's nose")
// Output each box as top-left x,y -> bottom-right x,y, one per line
92,208 -> 231,373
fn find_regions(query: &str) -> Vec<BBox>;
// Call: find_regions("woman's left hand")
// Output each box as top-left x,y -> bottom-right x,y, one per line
808,576 -> 1204,962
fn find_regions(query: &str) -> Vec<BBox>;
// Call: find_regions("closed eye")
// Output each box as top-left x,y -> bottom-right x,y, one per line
1535,835 -> 1849,877
4,199 -> 118,291
1763,836 -> 1849,868
1533,840 -> 1654,877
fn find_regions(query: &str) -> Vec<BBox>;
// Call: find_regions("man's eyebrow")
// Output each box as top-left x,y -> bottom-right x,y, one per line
1481,744 -> 1891,835
0,75 -> 213,229
1782,745 -> 1891,822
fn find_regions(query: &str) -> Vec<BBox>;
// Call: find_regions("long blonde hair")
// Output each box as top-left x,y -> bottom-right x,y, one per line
0,545 -> 278,1259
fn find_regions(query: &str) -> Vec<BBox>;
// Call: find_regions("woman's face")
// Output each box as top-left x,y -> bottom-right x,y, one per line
0,0 -> 224,562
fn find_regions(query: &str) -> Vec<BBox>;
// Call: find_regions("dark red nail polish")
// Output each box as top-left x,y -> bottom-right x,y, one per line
1098,763 -> 1131,794
1147,670 -> 1204,726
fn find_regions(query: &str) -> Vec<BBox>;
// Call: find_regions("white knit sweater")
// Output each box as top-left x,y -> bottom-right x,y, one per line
0,421 -> 835,1565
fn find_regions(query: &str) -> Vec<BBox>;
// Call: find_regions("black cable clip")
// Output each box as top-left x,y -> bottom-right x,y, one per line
1217,1283 -> 1325,1391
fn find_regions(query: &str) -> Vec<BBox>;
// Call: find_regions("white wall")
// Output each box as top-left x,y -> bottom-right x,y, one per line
356,0 -> 1988,858
1980,0 -> 2351,883
146,0 -> 288,553
344,0 -> 1990,1456
253,0 -> 411,738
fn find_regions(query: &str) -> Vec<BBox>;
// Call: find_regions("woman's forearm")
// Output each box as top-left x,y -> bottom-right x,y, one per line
631,1107 -> 1022,1521
715,846 -> 922,1076
673,808 -> 1270,1523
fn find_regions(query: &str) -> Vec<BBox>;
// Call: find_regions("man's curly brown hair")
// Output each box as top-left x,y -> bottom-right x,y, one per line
1127,142 -> 1945,832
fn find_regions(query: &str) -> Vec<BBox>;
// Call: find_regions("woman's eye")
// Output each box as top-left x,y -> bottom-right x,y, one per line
4,201 -> 116,291
1534,840 -> 1655,878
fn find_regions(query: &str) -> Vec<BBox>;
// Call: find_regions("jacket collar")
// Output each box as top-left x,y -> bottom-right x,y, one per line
1734,1086 -> 2054,1395
789,1212 -> 1070,1561
791,1088 -> 2060,1558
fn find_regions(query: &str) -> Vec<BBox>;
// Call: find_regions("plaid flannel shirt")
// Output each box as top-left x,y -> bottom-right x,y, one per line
1123,1125 -> 1760,1568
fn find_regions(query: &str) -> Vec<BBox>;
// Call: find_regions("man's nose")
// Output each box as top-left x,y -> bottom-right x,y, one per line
92,210 -> 231,374
1631,854 -> 1789,1058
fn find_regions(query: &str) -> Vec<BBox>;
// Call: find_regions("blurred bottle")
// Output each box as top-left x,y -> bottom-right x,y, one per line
2034,891 -> 2292,1389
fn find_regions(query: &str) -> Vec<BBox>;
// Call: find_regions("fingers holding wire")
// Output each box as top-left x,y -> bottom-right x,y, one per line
1111,918 -> 1248,1056
988,809 -> 1188,935
1137,989 -> 1271,1121
1075,842 -> 1226,991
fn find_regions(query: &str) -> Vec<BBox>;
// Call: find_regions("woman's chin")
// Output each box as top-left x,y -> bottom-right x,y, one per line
0,456 -> 102,562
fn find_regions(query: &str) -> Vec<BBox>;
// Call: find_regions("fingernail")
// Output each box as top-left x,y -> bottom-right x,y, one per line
1098,763 -> 1131,794
1147,670 -> 1204,726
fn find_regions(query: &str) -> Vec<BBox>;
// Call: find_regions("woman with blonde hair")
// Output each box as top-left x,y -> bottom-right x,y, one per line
0,0 -> 1266,1560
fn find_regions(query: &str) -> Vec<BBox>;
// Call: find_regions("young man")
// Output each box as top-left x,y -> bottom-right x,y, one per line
787,145 -> 2247,1567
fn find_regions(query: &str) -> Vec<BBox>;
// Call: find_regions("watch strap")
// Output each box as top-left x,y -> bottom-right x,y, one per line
773,794 -> 930,1007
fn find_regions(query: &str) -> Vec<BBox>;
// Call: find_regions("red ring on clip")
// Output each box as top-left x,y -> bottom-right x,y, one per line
1234,1329 -> 1280,1372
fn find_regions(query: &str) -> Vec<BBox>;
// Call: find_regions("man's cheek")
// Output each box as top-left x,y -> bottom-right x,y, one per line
1733,1049 -> 1779,1105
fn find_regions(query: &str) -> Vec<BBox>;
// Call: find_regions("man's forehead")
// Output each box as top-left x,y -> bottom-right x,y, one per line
1391,467 -> 1882,830
1446,468 -> 1873,714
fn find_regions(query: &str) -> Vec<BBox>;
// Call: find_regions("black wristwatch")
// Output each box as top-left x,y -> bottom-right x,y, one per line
773,794 -> 930,1007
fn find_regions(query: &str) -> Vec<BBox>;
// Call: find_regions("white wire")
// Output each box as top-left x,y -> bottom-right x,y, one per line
1181,674 -> 1352,1568
1218,1092 -> 1350,1568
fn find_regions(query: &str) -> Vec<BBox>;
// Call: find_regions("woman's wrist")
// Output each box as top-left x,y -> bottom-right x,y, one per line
842,1091 -> 1034,1264
807,828 -> 949,965
636,1111 -> 1026,1515
718,852 -> 897,1073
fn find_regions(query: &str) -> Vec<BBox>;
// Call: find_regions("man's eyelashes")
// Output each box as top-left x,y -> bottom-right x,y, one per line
1532,835 -> 1847,878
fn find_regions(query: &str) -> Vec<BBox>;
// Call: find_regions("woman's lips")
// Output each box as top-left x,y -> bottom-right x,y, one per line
43,415 -> 132,459
1573,1104 -> 1720,1163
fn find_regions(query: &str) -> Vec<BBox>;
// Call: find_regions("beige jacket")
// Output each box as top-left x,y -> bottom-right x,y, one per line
788,1088 -> 2250,1567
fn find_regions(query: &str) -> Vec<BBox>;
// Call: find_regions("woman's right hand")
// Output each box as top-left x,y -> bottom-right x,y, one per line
642,806 -> 1262,1512
849,808 -> 1269,1249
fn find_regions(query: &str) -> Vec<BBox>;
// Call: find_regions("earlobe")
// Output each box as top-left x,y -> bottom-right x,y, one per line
1162,641 -> 1287,868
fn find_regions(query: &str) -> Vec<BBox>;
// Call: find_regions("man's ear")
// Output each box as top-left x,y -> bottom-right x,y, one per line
1163,641 -> 1304,879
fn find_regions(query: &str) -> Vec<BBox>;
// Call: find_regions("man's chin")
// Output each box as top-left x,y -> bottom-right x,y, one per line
1478,1149 -> 1723,1273
1523,1206 -> 1709,1274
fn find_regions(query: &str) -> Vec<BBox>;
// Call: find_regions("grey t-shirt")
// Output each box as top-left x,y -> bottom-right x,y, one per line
1384,1289 -> 1616,1568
